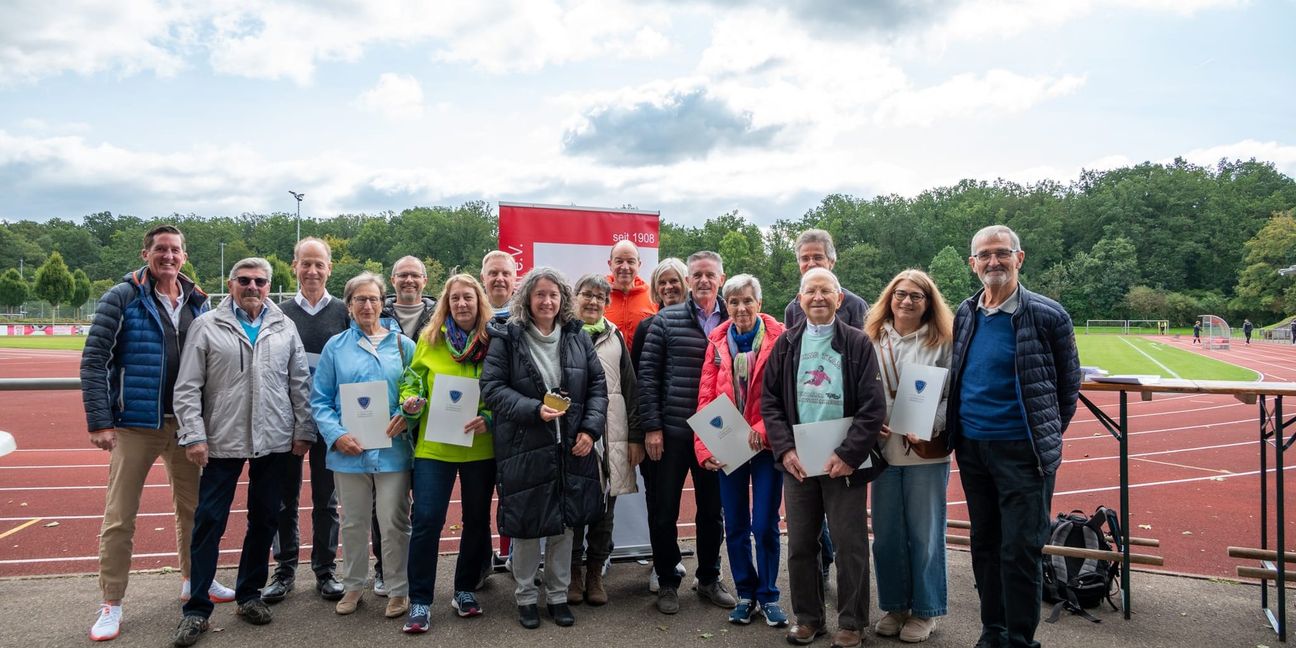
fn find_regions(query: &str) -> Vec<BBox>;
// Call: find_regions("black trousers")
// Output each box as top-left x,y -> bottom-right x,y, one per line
957,439 -> 1056,648
271,440 -> 338,581
641,432 -> 724,589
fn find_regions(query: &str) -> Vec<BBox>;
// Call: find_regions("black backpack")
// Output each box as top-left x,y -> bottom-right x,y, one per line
1042,506 -> 1122,623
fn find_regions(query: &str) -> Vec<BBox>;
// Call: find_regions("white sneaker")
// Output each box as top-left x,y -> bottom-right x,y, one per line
89,604 -> 122,641
647,562 -> 687,593
180,579 -> 236,603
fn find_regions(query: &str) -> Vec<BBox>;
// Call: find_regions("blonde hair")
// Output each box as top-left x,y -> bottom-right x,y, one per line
864,269 -> 954,348
421,274 -> 493,346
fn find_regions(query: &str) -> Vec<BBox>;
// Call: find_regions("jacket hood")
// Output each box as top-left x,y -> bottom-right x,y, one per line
126,266 -> 207,300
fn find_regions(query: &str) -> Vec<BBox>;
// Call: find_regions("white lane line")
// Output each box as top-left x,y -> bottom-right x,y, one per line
948,465 -> 1296,506
1120,336 -> 1181,379
1069,402 -> 1243,426
0,464 -> 109,470
1063,417 -> 1256,443
0,481 -> 249,492
1132,457 -> 1232,474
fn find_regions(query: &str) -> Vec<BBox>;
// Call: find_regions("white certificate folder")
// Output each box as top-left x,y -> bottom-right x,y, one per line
340,381 -> 392,450
424,375 -> 481,448
687,394 -> 758,475
888,364 -> 948,441
792,417 -> 873,478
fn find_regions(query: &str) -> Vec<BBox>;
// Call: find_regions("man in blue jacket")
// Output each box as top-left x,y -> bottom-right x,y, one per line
80,225 -> 226,642
946,225 -> 1081,648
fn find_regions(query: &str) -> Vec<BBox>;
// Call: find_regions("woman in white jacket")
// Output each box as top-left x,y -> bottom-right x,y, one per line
863,269 -> 954,644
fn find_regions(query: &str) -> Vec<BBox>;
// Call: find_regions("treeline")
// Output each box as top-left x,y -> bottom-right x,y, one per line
3,158 -> 1296,326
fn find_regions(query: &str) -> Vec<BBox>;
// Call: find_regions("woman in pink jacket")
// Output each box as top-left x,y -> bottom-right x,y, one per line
695,274 -> 788,628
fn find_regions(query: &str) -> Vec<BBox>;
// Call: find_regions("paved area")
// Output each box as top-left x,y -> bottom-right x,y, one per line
1,546 -> 1285,648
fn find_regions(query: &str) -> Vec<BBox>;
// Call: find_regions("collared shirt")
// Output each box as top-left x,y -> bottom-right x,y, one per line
232,300 -> 268,345
294,290 -> 334,316
692,299 -> 723,337
977,285 -> 1021,316
155,287 -> 183,330
805,318 -> 835,337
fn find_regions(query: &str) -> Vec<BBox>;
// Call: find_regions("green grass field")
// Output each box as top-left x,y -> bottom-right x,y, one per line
1076,334 -> 1258,381
0,336 -> 87,350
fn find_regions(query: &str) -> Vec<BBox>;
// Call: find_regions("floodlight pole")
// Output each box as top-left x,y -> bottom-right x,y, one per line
219,242 -> 226,281
289,190 -> 305,243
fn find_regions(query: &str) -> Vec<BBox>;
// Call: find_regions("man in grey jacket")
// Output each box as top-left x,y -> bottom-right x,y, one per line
170,258 -> 314,647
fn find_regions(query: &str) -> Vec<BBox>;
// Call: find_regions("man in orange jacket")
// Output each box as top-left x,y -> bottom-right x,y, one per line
605,240 -> 657,351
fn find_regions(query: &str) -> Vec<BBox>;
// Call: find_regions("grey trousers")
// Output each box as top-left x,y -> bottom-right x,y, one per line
511,530 -> 574,606
334,471 -> 411,597
785,474 -> 871,631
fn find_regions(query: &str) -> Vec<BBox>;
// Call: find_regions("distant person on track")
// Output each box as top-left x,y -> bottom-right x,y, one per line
171,257 -> 315,647
1192,321 -> 1202,344
1243,319 -> 1254,345
80,224 -> 223,642
265,237 -> 347,606
946,225 -> 1081,648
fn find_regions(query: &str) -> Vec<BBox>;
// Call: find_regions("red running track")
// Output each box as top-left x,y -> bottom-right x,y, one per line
2,340 -> 1295,580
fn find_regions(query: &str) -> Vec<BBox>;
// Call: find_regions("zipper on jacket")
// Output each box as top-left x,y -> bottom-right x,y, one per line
1010,308 -> 1046,477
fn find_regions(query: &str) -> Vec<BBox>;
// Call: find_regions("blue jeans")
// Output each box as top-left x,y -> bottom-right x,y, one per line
407,458 -> 496,605
718,450 -> 783,603
871,462 -> 950,617
183,452 -> 292,618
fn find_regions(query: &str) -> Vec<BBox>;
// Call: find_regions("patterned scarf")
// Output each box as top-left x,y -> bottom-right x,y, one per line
727,317 -> 765,412
444,317 -> 488,364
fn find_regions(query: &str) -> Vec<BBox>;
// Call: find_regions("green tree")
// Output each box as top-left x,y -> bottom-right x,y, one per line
928,246 -> 974,309
33,251 -> 75,322
264,255 -> 297,295
1125,286 -> 1169,320
71,269 -> 91,317
180,261 -> 201,290
0,268 -> 29,313
1233,211 -> 1296,316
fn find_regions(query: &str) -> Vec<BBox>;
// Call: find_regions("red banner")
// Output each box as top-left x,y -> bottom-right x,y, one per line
498,202 -> 660,280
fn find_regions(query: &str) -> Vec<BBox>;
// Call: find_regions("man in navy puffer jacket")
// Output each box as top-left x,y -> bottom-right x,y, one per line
945,225 -> 1080,648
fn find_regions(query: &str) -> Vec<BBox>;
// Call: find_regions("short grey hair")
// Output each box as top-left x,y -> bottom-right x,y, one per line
722,274 -> 762,302
293,236 -> 332,262
794,229 -> 837,262
799,267 -> 842,294
970,225 -> 1022,256
228,257 -> 272,282
391,255 -> 426,276
343,272 -> 386,303
510,266 -> 576,327
574,273 -> 612,304
686,250 -> 724,275
649,258 -> 688,306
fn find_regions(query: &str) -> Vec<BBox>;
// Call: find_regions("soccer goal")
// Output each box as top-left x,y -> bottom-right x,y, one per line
1201,315 -> 1231,350
1085,320 -> 1129,335
1128,319 -> 1170,335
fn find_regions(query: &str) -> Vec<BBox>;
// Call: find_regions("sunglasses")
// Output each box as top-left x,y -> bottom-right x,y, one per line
234,276 -> 269,287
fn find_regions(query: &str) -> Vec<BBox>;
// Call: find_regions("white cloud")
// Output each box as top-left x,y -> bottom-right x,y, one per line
354,73 -> 426,121
1179,139 -> 1296,176
0,0 -> 185,84
874,70 -> 1086,127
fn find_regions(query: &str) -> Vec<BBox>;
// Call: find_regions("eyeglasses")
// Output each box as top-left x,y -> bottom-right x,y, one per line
234,276 -> 268,287
393,272 -> 424,280
892,289 -> 926,303
350,296 -> 382,305
973,248 -> 1019,262
577,291 -> 607,302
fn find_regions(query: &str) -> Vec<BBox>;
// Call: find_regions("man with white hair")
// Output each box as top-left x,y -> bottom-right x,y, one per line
946,225 -> 1080,648
783,229 -> 869,329
171,258 -> 315,647
481,250 -> 518,323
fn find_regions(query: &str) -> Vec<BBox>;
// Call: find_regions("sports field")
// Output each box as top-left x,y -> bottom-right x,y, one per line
0,336 -> 87,350
1075,333 -> 1258,381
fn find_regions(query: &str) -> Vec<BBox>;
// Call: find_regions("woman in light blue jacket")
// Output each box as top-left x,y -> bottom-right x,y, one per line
311,272 -> 416,620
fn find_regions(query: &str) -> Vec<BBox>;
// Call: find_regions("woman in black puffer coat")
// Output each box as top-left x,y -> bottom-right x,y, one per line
481,266 -> 607,631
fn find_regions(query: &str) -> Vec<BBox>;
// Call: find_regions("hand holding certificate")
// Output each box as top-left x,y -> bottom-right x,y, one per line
424,374 -> 481,448
888,364 -> 948,441
687,394 -> 758,475
792,417 -> 873,478
340,381 -> 392,450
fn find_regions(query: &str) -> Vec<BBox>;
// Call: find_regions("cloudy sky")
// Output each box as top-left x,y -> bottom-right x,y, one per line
1,0 -> 1293,225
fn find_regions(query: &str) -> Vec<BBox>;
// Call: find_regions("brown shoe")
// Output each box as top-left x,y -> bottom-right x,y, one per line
385,595 -> 409,619
567,565 -> 585,605
584,566 -> 608,606
830,628 -> 862,648
786,623 -> 826,645
335,590 -> 362,615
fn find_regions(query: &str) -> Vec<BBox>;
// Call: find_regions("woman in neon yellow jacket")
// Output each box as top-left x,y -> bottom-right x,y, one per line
396,273 -> 495,633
